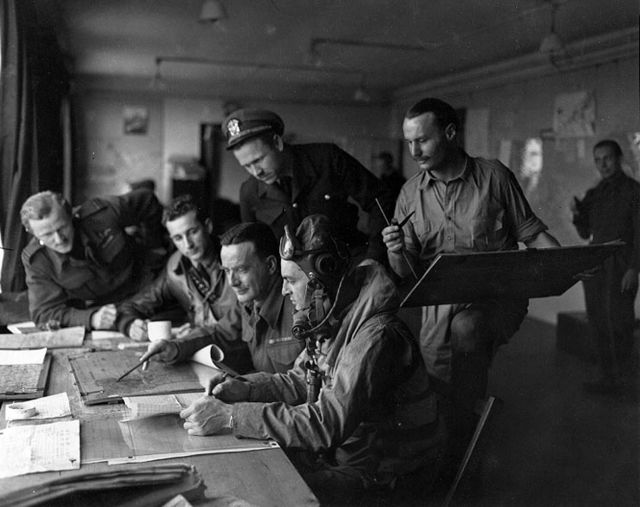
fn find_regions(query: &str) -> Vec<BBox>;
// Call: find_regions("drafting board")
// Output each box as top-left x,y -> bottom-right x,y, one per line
68,351 -> 204,406
0,355 -> 52,401
401,243 -> 622,307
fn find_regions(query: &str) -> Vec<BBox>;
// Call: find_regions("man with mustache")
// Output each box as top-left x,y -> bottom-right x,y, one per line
381,97 -> 560,477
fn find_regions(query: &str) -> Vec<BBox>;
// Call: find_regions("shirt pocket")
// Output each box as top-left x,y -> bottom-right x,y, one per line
471,209 -> 504,250
266,337 -> 304,370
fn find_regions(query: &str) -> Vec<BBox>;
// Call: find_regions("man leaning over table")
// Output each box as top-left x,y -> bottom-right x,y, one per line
20,189 -> 165,331
139,221 -> 304,374
178,215 -> 445,504
116,194 -> 252,374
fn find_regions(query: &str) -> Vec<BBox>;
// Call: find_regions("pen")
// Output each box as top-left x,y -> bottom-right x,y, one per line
116,360 -> 148,382
376,198 -> 419,280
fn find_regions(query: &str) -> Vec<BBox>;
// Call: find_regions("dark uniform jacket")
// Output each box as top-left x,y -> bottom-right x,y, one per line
116,250 -> 253,374
21,190 -> 164,329
573,170 -> 640,271
239,143 -> 393,263
170,276 -> 303,374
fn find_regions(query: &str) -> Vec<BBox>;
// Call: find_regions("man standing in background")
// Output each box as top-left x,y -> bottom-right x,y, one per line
375,151 -> 405,202
571,139 -> 640,395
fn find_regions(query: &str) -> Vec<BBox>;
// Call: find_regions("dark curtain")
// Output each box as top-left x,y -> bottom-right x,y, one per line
0,0 -> 69,291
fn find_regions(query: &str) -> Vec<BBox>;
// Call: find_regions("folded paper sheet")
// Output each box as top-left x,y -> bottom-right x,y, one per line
122,393 -> 201,421
6,392 -> 72,424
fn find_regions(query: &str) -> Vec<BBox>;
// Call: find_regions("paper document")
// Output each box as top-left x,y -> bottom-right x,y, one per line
7,321 -> 38,334
0,348 -> 46,365
91,330 -> 128,340
122,393 -> 202,421
0,327 -> 84,349
6,392 -> 72,423
0,419 -> 80,478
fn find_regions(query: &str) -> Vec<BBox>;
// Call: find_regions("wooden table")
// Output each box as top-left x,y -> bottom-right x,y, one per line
0,347 -> 319,506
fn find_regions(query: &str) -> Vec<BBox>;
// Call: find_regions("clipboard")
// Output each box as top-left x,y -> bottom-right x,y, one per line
400,243 -> 623,307
68,350 -> 205,406
0,354 -> 52,400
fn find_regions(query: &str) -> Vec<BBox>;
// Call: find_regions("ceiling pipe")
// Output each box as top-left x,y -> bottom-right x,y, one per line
310,37 -> 436,55
155,55 -> 363,77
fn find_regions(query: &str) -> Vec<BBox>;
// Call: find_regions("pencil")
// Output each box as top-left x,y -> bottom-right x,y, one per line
116,360 -> 147,382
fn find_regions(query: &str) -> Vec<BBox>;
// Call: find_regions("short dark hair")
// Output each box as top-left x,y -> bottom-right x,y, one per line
593,139 -> 622,158
162,194 -> 209,226
20,191 -> 72,233
220,222 -> 278,260
405,97 -> 460,131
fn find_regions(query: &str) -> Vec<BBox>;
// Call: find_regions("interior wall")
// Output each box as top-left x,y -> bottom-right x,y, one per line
392,56 -> 640,323
73,92 -> 164,202
162,99 -> 393,203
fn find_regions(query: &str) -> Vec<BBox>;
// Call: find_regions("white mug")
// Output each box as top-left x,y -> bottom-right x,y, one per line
147,320 -> 172,342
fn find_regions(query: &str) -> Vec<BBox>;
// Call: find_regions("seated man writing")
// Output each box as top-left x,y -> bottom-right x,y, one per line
178,215 -> 445,504
138,221 -> 303,374
20,189 -> 164,330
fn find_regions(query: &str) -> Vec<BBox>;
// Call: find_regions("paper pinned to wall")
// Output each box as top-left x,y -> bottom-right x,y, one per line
553,91 -> 596,138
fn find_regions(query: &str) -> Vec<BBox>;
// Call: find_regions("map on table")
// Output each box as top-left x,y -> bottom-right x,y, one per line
68,350 -> 204,405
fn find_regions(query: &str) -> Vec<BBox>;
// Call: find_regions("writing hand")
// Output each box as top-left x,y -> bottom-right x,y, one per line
206,373 -> 250,402
180,396 -> 233,436
91,304 -> 117,330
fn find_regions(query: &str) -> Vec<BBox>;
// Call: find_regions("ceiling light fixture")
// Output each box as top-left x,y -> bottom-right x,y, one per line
150,59 -> 167,90
199,0 -> 227,23
539,0 -> 565,55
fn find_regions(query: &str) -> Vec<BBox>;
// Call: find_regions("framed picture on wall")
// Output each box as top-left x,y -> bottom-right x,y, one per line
123,106 -> 148,135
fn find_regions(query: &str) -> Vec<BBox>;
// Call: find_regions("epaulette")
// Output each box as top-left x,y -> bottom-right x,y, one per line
73,198 -> 109,220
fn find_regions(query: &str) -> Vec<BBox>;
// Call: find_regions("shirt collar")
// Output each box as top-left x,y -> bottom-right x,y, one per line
419,154 -> 470,188
174,250 -> 220,276
246,275 -> 283,330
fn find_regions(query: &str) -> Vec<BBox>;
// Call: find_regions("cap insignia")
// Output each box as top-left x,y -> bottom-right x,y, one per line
227,118 -> 241,138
